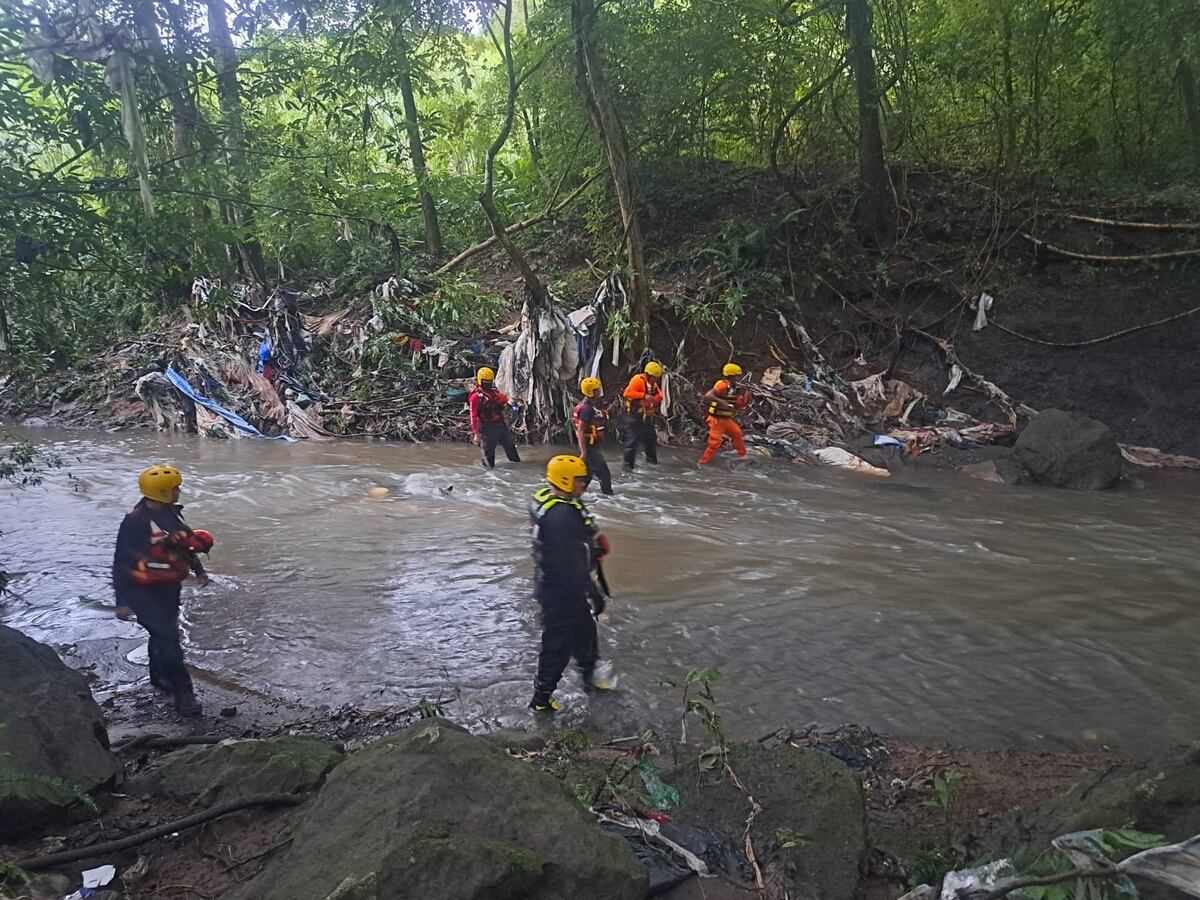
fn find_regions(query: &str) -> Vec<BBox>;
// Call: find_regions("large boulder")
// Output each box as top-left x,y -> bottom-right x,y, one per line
986,747 -> 1200,857
130,736 -> 344,806
0,624 -> 119,839
1012,409 -> 1123,490
228,720 -> 647,900
663,743 -> 868,899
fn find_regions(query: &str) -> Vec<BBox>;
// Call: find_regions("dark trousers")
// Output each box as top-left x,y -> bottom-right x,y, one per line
621,414 -> 658,470
480,421 -> 520,467
533,603 -> 599,703
126,589 -> 194,697
584,444 -> 613,495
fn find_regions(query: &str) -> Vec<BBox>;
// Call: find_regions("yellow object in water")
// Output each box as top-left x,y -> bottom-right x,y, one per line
367,486 -> 390,499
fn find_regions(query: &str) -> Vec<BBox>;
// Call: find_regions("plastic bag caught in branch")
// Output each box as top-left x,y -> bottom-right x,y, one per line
1120,835 -> 1200,897
104,50 -> 155,217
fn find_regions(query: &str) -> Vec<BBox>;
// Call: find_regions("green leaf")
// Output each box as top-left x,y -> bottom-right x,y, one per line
773,827 -> 813,850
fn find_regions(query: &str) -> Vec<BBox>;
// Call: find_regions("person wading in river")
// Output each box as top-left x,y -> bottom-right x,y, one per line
621,360 -> 664,473
469,366 -> 521,468
529,455 -> 614,712
113,465 -> 212,717
699,363 -> 751,466
573,376 -> 614,496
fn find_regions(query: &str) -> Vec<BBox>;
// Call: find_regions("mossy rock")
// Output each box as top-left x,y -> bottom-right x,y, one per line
227,720 -> 646,900
662,743 -> 867,899
132,736 -> 344,806
0,625 -> 119,839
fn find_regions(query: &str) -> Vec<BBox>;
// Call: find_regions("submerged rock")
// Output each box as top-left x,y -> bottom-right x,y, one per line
1012,409 -> 1122,490
131,735 -> 344,806
0,624 -> 119,839
228,720 -> 646,900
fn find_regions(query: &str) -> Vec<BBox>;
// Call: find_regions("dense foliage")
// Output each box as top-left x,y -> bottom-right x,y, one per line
1,0 -> 1197,370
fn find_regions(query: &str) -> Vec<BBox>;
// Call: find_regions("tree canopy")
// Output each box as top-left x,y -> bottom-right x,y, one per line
1,0 -> 1197,367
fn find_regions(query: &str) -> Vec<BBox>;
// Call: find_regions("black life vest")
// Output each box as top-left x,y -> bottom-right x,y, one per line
530,486 -> 597,583
573,399 -> 608,445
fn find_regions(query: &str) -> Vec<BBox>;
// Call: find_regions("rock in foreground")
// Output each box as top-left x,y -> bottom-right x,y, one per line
131,736 -> 344,806
229,720 -> 646,900
0,625 -> 119,839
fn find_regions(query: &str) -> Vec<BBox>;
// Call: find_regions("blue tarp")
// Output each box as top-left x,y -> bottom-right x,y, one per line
165,366 -> 295,442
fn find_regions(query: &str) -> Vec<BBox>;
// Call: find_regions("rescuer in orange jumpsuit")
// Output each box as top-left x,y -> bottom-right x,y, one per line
699,363 -> 750,465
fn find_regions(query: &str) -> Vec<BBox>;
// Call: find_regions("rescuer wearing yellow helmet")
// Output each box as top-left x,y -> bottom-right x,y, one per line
112,465 -> 214,717
620,360 -> 665,473
572,376 -> 613,496
699,362 -> 751,465
528,455 -> 615,712
469,366 -> 521,468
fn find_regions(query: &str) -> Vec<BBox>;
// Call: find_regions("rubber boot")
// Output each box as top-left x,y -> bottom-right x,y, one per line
174,689 -> 202,718
528,691 -> 562,713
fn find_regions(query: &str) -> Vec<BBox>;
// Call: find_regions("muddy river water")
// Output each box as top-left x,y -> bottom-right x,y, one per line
2,427 -> 1198,753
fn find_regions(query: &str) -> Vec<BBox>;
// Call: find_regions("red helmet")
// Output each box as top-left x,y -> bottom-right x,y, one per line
186,530 -> 215,554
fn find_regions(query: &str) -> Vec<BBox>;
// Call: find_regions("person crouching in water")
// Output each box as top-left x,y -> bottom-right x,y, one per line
469,366 -> 521,468
113,465 -> 213,717
529,455 -> 614,712
699,363 -> 750,465
573,376 -> 613,496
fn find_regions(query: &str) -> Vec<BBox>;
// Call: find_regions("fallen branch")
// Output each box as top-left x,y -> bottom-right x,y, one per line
113,733 -> 224,754
1067,213 -> 1200,232
1021,233 -> 1200,264
12,794 -> 305,871
724,763 -> 765,891
910,327 -> 1038,423
992,304 -> 1200,348
965,865 -> 1121,900
432,169 -> 605,277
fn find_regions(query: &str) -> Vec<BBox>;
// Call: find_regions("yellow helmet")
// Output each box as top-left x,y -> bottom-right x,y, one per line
476,366 -> 496,385
139,465 -> 182,503
644,361 -> 664,378
580,376 -> 602,398
722,363 -> 743,378
546,455 -> 589,492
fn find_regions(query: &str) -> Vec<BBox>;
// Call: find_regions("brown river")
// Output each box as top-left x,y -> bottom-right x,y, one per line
2,427 -> 1198,752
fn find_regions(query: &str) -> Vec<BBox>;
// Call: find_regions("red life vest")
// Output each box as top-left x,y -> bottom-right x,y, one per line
129,523 -> 214,587
471,386 -> 505,424
573,399 -> 608,445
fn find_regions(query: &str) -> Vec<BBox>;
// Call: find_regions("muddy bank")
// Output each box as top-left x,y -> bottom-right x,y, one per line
0,650 -> 1132,900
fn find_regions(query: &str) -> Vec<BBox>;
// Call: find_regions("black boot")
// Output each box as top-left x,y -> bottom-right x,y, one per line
528,690 -> 562,713
174,689 -> 202,717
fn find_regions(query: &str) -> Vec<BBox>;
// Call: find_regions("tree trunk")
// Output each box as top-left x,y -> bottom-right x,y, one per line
480,0 -> 547,306
133,0 -> 198,161
1000,6 -> 1017,171
1178,58 -> 1200,164
205,0 -> 267,285
844,0 -> 894,244
570,0 -> 651,351
393,24 -> 443,257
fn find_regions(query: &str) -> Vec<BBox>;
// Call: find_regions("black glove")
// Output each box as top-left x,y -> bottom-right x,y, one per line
589,581 -> 607,618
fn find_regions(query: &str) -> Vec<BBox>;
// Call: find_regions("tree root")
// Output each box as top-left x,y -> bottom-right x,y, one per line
991,305 -> 1200,348
1066,213 -> 1200,232
11,794 -> 305,871
1021,233 -> 1200,264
